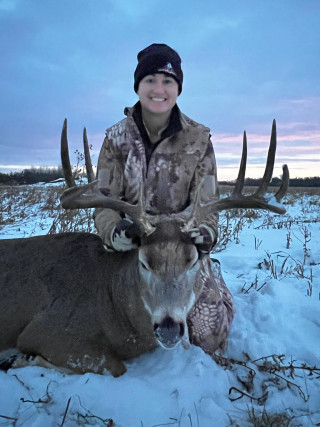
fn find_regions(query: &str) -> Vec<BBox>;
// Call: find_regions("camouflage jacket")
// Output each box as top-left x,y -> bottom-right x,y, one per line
94,104 -> 219,248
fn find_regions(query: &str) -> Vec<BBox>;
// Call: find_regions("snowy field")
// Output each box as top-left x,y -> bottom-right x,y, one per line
0,183 -> 319,426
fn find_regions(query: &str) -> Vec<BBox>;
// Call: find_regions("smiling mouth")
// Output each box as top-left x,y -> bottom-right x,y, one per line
151,97 -> 166,102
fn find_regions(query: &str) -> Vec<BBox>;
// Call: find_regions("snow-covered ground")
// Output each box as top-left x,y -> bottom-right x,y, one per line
0,184 -> 319,426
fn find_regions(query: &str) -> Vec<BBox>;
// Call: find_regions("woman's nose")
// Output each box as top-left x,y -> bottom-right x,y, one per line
152,81 -> 165,94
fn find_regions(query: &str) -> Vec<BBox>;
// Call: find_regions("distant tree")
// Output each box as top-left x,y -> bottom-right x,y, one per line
21,166 -> 64,184
0,167 -> 65,185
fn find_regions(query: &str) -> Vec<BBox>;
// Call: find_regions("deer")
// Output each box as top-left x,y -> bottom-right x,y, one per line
0,119 -> 289,377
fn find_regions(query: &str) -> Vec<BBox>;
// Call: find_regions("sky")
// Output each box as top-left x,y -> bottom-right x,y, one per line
0,0 -> 319,180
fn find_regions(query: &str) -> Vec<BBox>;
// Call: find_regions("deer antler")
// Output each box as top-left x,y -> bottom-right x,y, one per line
182,120 -> 289,231
60,119 -> 289,236
60,119 -> 157,235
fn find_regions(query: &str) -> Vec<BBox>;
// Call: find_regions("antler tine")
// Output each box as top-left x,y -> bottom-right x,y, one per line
253,119 -> 277,198
83,127 -> 95,183
214,119 -> 287,214
232,130 -> 247,197
275,164 -> 289,202
61,118 -> 76,188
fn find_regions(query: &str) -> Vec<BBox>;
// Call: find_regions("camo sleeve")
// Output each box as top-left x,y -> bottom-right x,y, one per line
94,136 -> 124,249
189,136 -> 219,240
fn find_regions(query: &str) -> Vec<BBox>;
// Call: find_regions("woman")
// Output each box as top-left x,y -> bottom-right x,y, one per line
94,43 -> 234,356
94,43 -> 218,253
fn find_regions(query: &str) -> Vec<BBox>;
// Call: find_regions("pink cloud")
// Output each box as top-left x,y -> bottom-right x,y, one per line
212,119 -> 320,179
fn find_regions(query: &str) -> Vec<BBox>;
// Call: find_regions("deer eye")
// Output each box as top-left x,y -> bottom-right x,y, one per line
140,260 -> 150,271
190,258 -> 199,269
187,250 -> 199,269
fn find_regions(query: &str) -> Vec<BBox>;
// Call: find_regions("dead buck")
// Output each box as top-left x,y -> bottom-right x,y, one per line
0,119 -> 289,377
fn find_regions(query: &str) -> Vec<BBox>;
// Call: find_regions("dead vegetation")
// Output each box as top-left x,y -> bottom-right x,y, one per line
216,352 -> 320,426
0,183 -> 319,426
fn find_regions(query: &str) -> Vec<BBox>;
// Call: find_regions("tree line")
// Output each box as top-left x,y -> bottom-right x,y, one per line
1,167 -> 320,187
220,176 -> 320,187
0,167 -> 65,185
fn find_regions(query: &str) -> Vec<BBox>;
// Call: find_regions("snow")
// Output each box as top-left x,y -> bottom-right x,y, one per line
0,184 -> 319,426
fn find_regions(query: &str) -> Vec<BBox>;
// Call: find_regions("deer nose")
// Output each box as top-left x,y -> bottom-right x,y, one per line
154,316 -> 185,348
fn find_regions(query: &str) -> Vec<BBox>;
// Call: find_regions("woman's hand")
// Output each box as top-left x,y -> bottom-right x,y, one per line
188,224 -> 217,254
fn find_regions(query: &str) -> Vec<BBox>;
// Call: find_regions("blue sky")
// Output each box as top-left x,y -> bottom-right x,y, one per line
0,0 -> 319,180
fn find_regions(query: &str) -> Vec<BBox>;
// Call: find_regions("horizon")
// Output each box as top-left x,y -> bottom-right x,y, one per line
2,163 -> 320,182
1,0 -> 319,180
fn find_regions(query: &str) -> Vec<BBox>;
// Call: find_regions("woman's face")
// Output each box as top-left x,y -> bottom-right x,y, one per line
137,73 -> 179,115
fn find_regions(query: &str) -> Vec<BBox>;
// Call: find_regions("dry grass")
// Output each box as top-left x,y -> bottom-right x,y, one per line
247,408 -> 293,427
0,183 -> 96,236
1,183 -> 319,241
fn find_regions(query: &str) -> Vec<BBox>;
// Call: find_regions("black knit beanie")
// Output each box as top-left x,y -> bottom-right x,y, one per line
134,43 -> 183,95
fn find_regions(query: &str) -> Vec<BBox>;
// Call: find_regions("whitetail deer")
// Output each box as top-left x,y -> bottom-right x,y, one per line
0,119 -> 289,376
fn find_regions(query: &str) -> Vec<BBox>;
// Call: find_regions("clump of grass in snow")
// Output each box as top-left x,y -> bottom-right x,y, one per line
247,407 -> 293,427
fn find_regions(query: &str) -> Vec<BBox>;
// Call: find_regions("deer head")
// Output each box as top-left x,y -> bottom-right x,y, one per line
138,220 -> 205,348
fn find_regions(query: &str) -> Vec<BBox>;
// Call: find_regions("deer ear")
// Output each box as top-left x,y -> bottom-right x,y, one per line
112,219 -> 142,248
126,223 -> 142,246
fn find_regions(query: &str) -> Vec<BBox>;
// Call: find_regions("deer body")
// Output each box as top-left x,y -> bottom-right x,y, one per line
0,223 -> 210,376
1,233 -> 155,375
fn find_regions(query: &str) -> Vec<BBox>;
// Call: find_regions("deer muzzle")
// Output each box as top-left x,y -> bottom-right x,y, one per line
154,316 -> 185,349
